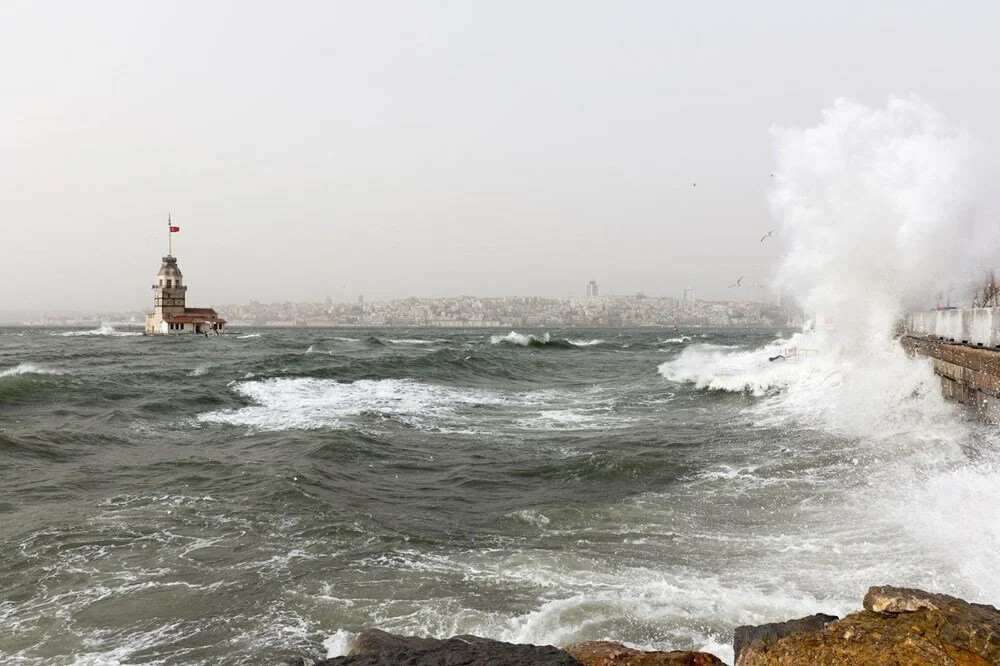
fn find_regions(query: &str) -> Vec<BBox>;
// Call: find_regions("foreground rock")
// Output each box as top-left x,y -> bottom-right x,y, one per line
564,641 -> 725,665
311,630 -> 724,666
313,628 -> 582,665
735,585 -> 1000,665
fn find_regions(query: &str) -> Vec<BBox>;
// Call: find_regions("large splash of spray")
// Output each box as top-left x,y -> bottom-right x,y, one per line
771,96 -> 984,349
658,96 -> 1000,616
662,96 -> 998,437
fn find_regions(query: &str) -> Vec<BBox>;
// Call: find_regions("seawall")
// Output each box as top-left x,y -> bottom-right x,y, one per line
900,335 -> 1000,419
902,306 -> 1000,419
904,307 -> 1000,347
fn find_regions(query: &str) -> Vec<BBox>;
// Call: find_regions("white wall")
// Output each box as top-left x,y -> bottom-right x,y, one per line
905,308 -> 1000,348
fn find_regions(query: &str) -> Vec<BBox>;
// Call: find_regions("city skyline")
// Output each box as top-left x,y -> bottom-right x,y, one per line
0,289 -> 787,329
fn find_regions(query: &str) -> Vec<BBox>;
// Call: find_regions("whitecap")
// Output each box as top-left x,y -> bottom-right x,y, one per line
198,378 -> 516,431
0,363 -> 63,378
566,339 -> 604,347
57,324 -> 142,337
490,331 -> 550,346
324,629 -> 357,658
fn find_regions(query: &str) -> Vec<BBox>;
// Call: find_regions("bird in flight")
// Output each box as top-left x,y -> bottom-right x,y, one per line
729,276 -> 743,288
760,230 -> 774,243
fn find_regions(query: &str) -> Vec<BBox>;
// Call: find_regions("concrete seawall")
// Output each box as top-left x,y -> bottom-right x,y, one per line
901,335 -> 1000,420
905,308 -> 1000,347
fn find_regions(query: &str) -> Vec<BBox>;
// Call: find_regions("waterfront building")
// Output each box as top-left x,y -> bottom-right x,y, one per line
144,254 -> 226,335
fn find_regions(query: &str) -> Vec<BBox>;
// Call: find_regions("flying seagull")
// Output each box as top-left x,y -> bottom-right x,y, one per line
728,276 -> 743,288
760,229 -> 774,243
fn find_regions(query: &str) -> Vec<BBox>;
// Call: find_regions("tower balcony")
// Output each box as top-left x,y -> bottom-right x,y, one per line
152,285 -> 188,290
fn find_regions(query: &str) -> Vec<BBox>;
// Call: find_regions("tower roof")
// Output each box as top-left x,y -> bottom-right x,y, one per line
157,255 -> 183,279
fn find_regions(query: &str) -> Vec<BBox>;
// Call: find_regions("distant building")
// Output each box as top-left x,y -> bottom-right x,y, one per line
587,280 -> 599,298
683,287 -> 695,304
144,254 -> 226,335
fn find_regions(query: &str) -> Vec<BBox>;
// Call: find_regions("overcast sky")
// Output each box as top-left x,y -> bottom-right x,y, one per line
3,0 -> 999,311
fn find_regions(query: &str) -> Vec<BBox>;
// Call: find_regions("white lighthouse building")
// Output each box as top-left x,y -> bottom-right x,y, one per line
144,254 -> 226,335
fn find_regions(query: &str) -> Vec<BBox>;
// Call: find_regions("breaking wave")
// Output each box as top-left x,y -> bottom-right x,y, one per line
490,331 -> 603,349
659,97 -> 1000,608
0,363 -> 63,378
56,324 -> 142,337
198,378 -> 518,431
566,338 -> 605,347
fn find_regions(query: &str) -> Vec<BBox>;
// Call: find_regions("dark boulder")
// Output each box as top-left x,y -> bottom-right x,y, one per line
314,629 -> 582,665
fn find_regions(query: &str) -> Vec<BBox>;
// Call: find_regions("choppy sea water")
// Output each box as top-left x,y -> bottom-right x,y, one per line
2,326 -> 999,665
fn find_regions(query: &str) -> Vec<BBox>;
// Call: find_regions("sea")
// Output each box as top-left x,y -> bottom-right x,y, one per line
2,325 -> 999,665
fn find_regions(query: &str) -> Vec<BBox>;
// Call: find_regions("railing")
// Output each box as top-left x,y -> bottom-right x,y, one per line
906,308 -> 1000,348
784,347 -> 818,361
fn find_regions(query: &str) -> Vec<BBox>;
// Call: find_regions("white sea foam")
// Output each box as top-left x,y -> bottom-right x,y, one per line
566,338 -> 604,347
198,378 -> 516,430
57,324 -> 142,337
387,338 -> 447,345
490,331 -> 549,346
189,364 -> 211,377
514,408 -> 632,431
0,363 -> 63,378
323,629 -> 356,657
504,509 -> 551,527
658,336 -> 691,344
237,333 -> 261,339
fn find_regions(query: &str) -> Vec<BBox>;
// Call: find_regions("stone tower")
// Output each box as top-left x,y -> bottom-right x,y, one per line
144,219 -> 227,335
153,255 -> 187,319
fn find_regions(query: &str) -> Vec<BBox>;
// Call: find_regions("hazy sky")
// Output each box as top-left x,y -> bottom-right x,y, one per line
3,0 -> 1000,311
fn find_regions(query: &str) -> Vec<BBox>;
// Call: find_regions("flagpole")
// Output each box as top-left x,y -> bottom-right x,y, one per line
168,213 -> 172,256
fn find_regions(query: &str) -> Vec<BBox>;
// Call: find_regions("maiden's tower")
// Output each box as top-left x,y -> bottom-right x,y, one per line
144,219 -> 226,335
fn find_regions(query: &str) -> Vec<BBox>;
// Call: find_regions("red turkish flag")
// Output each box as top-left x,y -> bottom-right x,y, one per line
169,226 -> 180,232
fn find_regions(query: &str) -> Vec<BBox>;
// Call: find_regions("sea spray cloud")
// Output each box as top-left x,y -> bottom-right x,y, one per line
770,96 -> 987,348
661,97 -> 993,437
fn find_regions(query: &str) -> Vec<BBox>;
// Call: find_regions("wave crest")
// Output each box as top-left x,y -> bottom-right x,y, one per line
56,325 -> 142,337
0,363 -> 63,378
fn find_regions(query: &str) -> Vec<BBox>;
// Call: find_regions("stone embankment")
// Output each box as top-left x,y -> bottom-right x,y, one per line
279,586 -> 999,666
901,335 -> 1000,419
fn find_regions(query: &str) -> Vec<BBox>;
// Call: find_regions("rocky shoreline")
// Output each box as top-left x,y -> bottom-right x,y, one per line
279,586 -> 999,665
